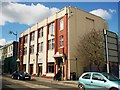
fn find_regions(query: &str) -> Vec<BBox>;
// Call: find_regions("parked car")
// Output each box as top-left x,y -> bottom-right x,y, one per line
11,71 -> 31,80
78,72 -> 120,90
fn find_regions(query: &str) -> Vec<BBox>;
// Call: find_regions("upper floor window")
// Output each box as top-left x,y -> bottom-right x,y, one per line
38,27 -> 43,38
24,47 -> 27,55
24,35 -> 28,43
30,45 -> 34,54
38,42 -> 43,52
60,35 -> 64,47
52,39 -> 55,49
48,22 -> 55,35
48,39 -> 54,50
30,32 -> 35,41
60,18 -> 64,30
11,45 -> 13,51
48,40 -> 51,50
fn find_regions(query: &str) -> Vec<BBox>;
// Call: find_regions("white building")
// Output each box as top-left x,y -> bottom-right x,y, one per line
18,6 -> 107,80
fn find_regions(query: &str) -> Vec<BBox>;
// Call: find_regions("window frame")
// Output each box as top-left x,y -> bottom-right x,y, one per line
48,62 -> 54,73
48,40 -> 51,50
59,35 -> 64,47
24,47 -> 27,55
60,18 -> 64,31
38,27 -> 43,38
51,39 -> 55,49
24,35 -> 28,43
48,39 -> 55,50
30,32 -> 35,41
38,42 -> 43,52
30,45 -> 34,54
48,22 -> 55,35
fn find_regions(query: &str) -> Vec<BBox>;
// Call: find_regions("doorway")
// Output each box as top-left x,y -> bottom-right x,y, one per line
30,64 -> 33,75
38,63 -> 42,77
56,57 -> 65,80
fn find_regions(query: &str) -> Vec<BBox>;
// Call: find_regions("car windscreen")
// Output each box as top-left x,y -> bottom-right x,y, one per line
102,73 -> 119,81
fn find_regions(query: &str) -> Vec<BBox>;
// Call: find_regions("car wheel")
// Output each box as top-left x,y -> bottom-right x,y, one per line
78,84 -> 85,90
17,76 -> 20,80
110,88 -> 118,90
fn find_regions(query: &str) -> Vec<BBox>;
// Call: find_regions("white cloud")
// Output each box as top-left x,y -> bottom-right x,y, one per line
0,38 -> 14,46
6,40 -> 14,44
90,9 -> 111,20
0,38 -> 6,46
0,2 -> 59,26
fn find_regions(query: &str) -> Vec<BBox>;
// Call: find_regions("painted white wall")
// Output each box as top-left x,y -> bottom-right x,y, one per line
26,33 -> 30,73
23,55 -> 27,64
33,28 -> 38,74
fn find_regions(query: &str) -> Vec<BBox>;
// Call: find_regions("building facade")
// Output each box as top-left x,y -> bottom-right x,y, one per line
0,41 -> 18,73
18,6 -> 107,80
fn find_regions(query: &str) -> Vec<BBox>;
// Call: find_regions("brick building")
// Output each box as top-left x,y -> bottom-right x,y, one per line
18,6 -> 107,80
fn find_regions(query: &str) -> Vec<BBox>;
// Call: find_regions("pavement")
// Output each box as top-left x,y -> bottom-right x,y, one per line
2,74 -> 78,88
32,76 -> 78,87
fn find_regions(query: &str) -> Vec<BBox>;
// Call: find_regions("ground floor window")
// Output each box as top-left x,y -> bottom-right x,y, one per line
48,62 -> 54,73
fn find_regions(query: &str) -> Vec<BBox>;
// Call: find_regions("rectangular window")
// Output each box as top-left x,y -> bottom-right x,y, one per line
60,18 -> 64,30
24,35 -> 28,43
24,47 -> 27,55
48,39 -> 54,50
11,45 -> 13,51
41,42 -> 43,52
48,62 -> 54,73
38,42 -> 43,52
30,32 -> 35,41
48,40 -> 51,50
38,27 -> 43,38
52,39 -> 55,49
60,35 -> 64,47
30,45 -> 34,54
48,22 -> 55,35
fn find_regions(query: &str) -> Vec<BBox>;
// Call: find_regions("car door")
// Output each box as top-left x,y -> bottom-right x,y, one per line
90,73 -> 108,90
80,73 -> 92,89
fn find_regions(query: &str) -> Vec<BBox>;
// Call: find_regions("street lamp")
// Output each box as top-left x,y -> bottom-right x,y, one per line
9,31 -> 17,41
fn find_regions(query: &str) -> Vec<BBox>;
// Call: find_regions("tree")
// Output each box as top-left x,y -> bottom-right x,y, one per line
77,29 -> 105,72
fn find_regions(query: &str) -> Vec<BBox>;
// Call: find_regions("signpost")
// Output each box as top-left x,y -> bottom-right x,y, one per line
104,30 -> 119,75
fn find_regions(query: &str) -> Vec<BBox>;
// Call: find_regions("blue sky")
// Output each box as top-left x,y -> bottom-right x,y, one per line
0,2 -> 119,45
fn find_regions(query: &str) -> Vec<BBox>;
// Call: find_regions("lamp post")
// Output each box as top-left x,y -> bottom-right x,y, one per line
9,31 -> 17,41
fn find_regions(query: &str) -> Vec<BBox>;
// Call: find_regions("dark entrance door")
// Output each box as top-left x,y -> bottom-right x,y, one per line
38,64 -> 42,77
30,64 -> 33,75
56,57 -> 65,80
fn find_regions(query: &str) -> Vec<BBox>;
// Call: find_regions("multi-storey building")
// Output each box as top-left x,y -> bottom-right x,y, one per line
18,6 -> 108,80
0,41 -> 18,73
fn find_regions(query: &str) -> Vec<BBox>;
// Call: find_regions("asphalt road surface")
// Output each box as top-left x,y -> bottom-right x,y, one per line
1,75 -> 78,90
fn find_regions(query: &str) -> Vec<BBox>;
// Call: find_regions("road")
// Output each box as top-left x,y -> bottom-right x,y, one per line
1,75 -> 78,90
